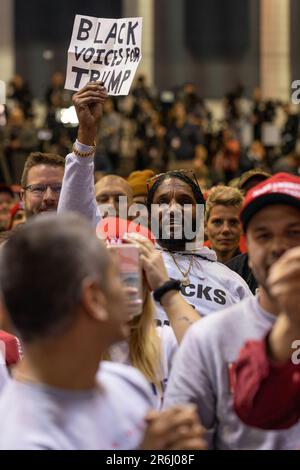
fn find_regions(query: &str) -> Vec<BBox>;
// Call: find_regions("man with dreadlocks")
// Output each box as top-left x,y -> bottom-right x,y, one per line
58,85 -> 252,326
145,171 -> 252,324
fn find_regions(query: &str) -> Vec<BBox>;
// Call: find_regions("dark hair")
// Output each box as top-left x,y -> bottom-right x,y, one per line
21,152 -> 65,188
0,213 -> 110,343
146,171 -> 205,212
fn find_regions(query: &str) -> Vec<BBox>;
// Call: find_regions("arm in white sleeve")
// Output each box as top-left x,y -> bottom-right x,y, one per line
57,141 -> 101,227
163,322 -> 217,449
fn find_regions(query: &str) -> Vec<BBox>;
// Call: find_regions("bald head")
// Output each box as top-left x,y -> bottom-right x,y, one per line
95,175 -> 133,219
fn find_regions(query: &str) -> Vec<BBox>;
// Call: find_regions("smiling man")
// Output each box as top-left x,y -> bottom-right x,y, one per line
164,172 -> 300,449
20,153 -> 65,218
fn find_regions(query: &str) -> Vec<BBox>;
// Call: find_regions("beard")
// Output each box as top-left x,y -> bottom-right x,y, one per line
158,237 -> 190,252
156,219 -> 198,252
149,206 -> 202,252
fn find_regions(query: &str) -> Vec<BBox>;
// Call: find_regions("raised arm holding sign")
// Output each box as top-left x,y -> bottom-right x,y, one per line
72,82 -> 107,145
65,15 -> 142,96
57,82 -> 107,224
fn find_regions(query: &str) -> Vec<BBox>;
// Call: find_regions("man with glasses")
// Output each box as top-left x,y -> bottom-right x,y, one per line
20,153 -> 65,218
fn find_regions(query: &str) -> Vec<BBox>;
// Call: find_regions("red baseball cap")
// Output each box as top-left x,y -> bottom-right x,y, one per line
96,216 -> 155,244
240,172 -> 300,230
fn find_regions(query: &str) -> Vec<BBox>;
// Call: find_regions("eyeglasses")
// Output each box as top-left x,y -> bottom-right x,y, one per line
146,169 -> 202,193
24,183 -> 62,197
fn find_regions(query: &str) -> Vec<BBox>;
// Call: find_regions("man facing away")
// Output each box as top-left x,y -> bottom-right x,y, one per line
0,212 -> 205,450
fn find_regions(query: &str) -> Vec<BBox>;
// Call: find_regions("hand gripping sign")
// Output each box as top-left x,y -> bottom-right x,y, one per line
65,15 -> 142,96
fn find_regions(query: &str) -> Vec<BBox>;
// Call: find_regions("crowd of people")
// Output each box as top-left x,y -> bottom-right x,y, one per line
0,78 -> 299,450
1,72 -> 300,184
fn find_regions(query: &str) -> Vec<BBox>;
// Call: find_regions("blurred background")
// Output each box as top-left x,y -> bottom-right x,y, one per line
0,0 -> 299,193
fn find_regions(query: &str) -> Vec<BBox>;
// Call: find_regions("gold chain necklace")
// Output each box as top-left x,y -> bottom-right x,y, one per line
170,253 -> 193,286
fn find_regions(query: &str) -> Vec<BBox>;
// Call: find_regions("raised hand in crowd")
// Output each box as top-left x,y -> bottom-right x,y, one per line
72,82 -> 108,145
267,246 -> 300,322
124,232 -> 169,291
267,246 -> 300,362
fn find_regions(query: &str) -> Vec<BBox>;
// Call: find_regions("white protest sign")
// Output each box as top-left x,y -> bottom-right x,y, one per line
65,15 -> 142,96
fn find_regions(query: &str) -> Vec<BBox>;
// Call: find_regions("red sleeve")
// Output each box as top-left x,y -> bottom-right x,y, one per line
234,336 -> 300,430
0,330 -> 22,366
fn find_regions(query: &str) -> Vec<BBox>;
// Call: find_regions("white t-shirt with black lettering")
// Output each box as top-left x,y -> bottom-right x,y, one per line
156,247 -> 252,325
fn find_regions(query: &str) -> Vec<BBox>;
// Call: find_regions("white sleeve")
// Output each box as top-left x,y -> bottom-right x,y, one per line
157,325 -> 178,374
100,361 -> 155,408
163,322 -> 217,449
57,150 -> 101,227
0,365 -> 9,393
